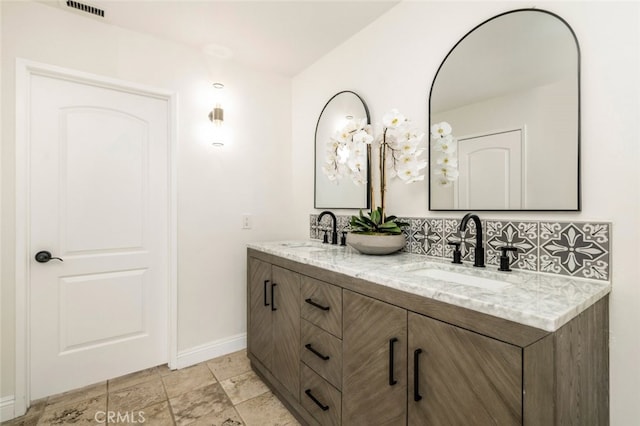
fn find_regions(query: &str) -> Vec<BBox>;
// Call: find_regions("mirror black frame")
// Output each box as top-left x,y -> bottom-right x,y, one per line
428,8 -> 581,212
314,90 -> 371,209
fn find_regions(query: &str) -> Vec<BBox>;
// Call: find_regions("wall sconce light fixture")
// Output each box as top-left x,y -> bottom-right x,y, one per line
209,82 -> 225,146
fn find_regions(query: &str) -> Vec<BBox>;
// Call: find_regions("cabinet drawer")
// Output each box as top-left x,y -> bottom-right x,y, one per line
301,319 -> 342,390
301,363 -> 341,426
301,276 -> 342,337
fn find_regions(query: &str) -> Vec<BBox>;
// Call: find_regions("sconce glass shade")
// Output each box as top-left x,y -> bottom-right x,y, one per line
209,105 -> 224,124
209,83 -> 225,146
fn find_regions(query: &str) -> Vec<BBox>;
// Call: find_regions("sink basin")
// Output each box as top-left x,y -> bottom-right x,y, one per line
410,268 -> 512,291
277,241 -> 337,252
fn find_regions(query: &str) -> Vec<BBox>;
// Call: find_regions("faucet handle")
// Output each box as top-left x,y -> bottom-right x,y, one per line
498,246 -> 518,271
322,229 -> 329,244
447,241 -> 463,264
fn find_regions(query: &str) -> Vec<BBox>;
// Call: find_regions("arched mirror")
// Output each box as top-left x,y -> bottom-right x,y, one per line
315,90 -> 371,209
429,9 -> 580,211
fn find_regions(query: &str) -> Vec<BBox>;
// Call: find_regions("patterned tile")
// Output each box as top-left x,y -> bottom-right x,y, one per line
399,217 -> 426,254
423,219 -> 444,257
309,214 -> 611,281
486,221 -> 538,271
539,222 -> 610,280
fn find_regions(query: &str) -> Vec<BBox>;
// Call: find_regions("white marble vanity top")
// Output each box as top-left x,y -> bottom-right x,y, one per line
247,240 -> 611,332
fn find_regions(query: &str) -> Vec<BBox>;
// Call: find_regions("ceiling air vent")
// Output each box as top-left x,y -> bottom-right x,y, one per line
65,0 -> 104,18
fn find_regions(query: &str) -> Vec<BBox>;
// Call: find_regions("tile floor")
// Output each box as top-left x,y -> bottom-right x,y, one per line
3,350 -> 300,426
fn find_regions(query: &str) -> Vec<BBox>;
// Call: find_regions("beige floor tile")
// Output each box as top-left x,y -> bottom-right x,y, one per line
45,381 -> 107,408
108,366 -> 161,392
134,401 -> 174,425
37,394 -> 106,425
235,392 -> 300,426
169,382 -> 235,426
219,370 -> 269,405
156,363 -> 174,377
207,350 -> 251,381
162,363 -> 216,399
188,406 -> 244,426
108,377 -> 167,413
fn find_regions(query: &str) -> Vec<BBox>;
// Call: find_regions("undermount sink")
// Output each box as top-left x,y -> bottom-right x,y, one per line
277,241 -> 337,252
409,268 -> 512,291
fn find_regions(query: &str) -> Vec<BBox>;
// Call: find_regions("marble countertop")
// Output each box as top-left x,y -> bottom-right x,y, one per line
247,240 -> 611,332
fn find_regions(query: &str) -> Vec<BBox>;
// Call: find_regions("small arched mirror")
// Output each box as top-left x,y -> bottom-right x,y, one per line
315,91 -> 371,209
429,9 -> 580,211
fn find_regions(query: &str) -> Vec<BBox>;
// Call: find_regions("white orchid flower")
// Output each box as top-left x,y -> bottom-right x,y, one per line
431,122 -> 452,138
353,129 -> 373,145
434,165 -> 459,178
436,154 -> 458,167
434,134 -> 457,154
382,109 -> 406,128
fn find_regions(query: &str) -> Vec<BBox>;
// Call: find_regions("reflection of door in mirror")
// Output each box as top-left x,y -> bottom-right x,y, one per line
429,9 -> 580,211
315,91 -> 370,209
455,129 -> 523,210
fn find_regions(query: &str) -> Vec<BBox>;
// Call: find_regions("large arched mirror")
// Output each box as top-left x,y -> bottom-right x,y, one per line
315,91 -> 371,209
429,9 -> 580,211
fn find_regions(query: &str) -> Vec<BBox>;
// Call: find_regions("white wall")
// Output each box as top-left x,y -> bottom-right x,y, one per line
292,1 -> 640,424
1,0 -> 297,403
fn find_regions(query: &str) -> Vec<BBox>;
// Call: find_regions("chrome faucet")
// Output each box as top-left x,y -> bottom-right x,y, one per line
459,213 -> 485,267
318,211 -> 338,245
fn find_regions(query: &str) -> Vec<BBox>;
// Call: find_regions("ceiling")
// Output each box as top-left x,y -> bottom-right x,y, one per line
44,0 -> 400,76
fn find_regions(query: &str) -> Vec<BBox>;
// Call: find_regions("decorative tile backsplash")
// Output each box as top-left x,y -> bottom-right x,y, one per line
311,214 -> 611,281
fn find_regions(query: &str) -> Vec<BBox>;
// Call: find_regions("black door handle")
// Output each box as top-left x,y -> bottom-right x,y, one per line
35,251 -> 63,263
271,283 -> 277,311
414,348 -> 423,401
389,337 -> 398,386
263,280 -> 270,307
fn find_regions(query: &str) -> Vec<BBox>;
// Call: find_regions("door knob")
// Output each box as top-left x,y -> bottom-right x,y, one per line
34,251 -> 63,263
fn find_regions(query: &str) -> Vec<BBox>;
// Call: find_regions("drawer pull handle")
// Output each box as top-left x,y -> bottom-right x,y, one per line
271,283 -> 277,311
305,298 -> 330,311
389,337 -> 398,386
305,343 -> 330,361
263,280 -> 270,307
414,348 -> 423,401
305,389 -> 329,411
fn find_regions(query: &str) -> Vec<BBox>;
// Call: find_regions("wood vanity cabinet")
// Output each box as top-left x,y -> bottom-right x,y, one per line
342,290 -> 521,425
342,290 -> 407,425
247,257 -> 301,401
408,312 -> 522,425
247,249 -> 609,426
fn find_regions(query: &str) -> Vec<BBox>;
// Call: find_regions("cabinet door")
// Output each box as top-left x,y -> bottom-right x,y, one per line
408,312 -> 522,425
271,266 -> 301,400
248,257 -> 272,369
343,290 -> 407,425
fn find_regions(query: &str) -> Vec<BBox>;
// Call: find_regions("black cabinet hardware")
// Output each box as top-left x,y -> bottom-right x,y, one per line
305,343 -> 330,360
414,348 -> 423,401
389,337 -> 398,385
270,283 -> 277,311
305,298 -> 330,311
305,389 -> 329,411
263,280 -> 270,306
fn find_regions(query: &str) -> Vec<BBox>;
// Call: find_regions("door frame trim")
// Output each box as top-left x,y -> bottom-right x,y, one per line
14,58 -> 178,416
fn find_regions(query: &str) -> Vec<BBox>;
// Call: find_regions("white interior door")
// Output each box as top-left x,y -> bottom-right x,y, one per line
455,129 -> 523,209
28,72 -> 170,399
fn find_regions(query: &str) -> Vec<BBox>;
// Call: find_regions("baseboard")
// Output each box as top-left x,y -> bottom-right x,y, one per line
0,395 -> 15,422
175,332 -> 246,370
